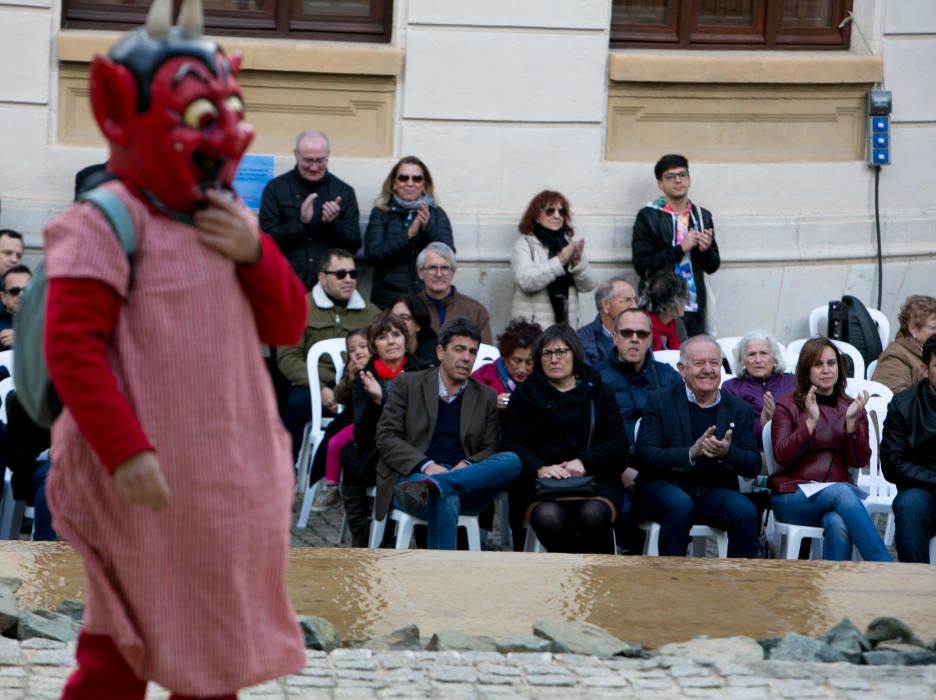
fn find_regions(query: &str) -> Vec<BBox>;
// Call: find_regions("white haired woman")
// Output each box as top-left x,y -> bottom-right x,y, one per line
722,330 -> 795,448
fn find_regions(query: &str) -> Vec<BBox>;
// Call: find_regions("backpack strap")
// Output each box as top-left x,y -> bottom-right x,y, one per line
77,187 -> 137,289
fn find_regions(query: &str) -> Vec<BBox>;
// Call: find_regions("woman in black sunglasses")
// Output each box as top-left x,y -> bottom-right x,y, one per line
365,156 -> 454,309
511,190 -> 596,329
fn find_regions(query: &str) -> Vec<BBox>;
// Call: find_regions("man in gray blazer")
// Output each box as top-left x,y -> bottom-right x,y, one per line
375,318 -> 521,549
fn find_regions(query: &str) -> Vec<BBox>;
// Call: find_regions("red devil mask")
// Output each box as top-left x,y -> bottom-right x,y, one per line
88,0 -> 254,215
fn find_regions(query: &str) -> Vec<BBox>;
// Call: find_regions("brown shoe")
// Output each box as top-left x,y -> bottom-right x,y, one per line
394,479 -> 439,515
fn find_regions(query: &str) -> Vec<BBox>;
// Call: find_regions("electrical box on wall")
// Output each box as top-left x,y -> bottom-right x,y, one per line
867,90 -> 893,166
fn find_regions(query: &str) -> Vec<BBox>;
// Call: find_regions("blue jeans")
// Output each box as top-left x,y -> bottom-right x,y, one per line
394,452 -> 521,550
893,488 -> 936,563
31,460 -> 56,542
771,482 -> 892,561
637,481 -> 761,558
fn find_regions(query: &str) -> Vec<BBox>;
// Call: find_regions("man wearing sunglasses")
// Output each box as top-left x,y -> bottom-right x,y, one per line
0,264 -> 30,350
577,276 -> 639,366
259,130 -> 361,290
632,154 -> 720,337
277,249 -> 379,455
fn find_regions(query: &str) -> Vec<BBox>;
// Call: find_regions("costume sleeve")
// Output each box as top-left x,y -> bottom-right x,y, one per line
771,399 -> 812,469
237,234 -> 308,346
631,209 -> 680,280
881,398 -> 936,490
511,236 -> 565,294
45,278 -> 153,473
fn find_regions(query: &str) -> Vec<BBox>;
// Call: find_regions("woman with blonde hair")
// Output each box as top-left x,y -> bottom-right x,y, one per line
872,294 -> 936,394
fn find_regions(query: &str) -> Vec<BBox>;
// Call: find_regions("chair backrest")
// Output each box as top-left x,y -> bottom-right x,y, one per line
866,359 -> 878,381
845,378 -> 894,404
716,336 -> 742,375
808,304 -> 890,354
305,337 -> 348,438
762,421 -> 777,475
785,337 -> 864,379
866,402 -> 897,502
0,350 -> 12,385
472,343 -> 501,374
653,349 -> 681,372
0,377 -> 14,424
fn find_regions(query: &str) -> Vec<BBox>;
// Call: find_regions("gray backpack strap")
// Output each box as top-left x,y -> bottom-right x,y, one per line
78,188 -> 137,288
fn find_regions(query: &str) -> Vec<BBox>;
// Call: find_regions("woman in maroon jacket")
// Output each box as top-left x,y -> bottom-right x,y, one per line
770,338 -> 892,561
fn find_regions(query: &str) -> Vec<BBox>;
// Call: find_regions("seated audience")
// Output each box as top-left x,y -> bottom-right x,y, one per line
635,335 -> 761,558
416,242 -> 492,344
0,229 -> 24,273
881,336 -> 936,563
722,330 -> 796,447
390,293 -> 438,367
502,325 -> 628,553
640,270 -> 688,351
598,308 -> 681,447
376,319 -> 521,550
511,190 -> 596,329
873,294 -> 936,394
472,318 -> 541,412
365,156 -> 453,309
770,338 -> 891,561
1,264 -> 31,350
277,250 -> 380,459
308,328 -> 371,513
2,393 -> 54,540
342,311 -> 424,547
577,276 -> 639,366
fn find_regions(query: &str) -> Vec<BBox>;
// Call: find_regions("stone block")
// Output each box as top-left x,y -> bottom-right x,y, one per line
363,625 -> 423,652
496,636 -> 555,654
298,616 -> 341,652
820,618 -> 871,662
533,620 -> 642,658
0,12 -> 50,103
767,633 -> 847,663
658,636 -> 764,665
426,630 -> 498,652
16,611 -> 80,643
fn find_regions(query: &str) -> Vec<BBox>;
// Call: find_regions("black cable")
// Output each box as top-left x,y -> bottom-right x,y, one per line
874,164 -> 883,310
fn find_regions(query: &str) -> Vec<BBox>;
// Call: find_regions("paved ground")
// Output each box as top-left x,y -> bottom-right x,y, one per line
5,638 -> 935,699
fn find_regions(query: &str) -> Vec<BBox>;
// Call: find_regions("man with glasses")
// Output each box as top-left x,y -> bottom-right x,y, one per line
277,249 -> 379,457
260,130 -> 361,290
417,242 -> 493,345
632,154 -> 720,337
577,276 -> 639,366
0,264 -> 30,350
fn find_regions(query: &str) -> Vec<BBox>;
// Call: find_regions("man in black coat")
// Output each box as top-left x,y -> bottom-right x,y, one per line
635,335 -> 761,557
259,130 -> 361,289
881,335 -> 936,563
631,154 -> 719,336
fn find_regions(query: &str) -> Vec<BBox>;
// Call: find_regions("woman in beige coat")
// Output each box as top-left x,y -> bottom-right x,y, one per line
511,190 -> 596,328
872,294 -> 936,393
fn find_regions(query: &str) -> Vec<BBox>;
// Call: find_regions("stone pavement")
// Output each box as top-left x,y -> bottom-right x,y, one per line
5,639 -> 936,699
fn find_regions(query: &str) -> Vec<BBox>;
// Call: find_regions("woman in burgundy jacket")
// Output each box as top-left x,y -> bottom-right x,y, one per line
769,337 -> 892,561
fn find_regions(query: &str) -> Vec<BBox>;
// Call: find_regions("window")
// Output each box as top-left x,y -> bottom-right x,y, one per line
62,0 -> 393,42
611,0 -> 852,49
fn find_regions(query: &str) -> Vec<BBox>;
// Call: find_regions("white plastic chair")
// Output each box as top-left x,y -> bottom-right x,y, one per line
653,349 -> 681,373
866,359 -> 878,381
523,519 -> 617,554
809,304 -> 890,351
786,338 -> 865,380
0,376 -> 13,424
716,336 -> 742,375
471,343 -> 500,374
639,521 -> 728,558
864,401 -> 898,546
930,536 -> 936,565
368,506 -> 481,551
295,338 -> 347,527
0,350 -> 12,386
763,421 -> 825,559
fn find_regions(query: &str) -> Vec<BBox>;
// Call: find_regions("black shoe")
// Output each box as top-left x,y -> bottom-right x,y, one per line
394,479 -> 438,514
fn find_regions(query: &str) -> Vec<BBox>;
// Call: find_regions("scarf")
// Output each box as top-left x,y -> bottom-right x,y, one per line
494,357 -> 517,393
391,193 -> 434,232
531,222 -> 574,324
373,355 -> 407,380
648,311 -> 680,351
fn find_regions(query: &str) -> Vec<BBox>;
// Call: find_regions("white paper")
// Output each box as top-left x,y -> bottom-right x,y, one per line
797,482 -> 838,498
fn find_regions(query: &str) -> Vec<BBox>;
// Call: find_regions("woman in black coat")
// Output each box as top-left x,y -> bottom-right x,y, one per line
365,156 -> 454,309
502,324 -> 629,553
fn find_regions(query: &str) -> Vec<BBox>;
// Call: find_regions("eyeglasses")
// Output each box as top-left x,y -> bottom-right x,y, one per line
3,286 -> 25,297
395,313 -> 413,322
396,174 -> 424,183
423,264 -> 453,275
617,328 -> 651,339
322,269 -> 359,280
299,157 -> 328,167
661,171 -> 690,181
541,347 -> 571,360
615,296 -> 639,306
542,207 -> 567,217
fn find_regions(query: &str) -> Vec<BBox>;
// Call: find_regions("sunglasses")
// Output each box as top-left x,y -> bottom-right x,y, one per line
3,286 -> 25,297
322,269 -> 359,280
542,207 -> 567,217
396,174 -> 424,183
617,328 -> 651,339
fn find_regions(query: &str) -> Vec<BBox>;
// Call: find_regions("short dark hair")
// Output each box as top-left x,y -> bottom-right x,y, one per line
923,336 -> 936,366
640,270 -> 688,314
438,317 -> 481,349
532,324 -> 585,377
318,248 -> 354,274
654,154 -> 689,181
614,308 -> 652,333
497,318 -> 542,359
2,264 -> 31,288
367,310 -> 408,356
0,229 -> 23,243
393,293 -> 434,345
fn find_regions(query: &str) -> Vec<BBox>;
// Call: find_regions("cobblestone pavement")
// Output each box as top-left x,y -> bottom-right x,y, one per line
5,639 -> 935,699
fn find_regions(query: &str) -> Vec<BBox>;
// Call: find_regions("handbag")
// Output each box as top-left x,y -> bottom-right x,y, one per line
533,399 -> 598,501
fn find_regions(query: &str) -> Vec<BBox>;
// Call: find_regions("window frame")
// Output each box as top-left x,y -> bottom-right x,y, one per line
611,0 -> 853,50
61,0 -> 393,43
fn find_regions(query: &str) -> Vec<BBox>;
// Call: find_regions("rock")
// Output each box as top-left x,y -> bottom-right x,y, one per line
495,635 -> 556,654
297,616 -> 340,652
55,599 -> 85,624
0,587 -> 19,637
863,649 -> 904,665
767,633 -> 847,663
865,617 -> 920,646
363,624 -> 423,652
0,578 -> 22,594
819,618 -> 871,662
927,639 -> 936,653
533,620 -> 642,658
873,643 -> 936,665
758,637 -> 781,657
427,630 -> 497,652
17,610 -> 81,643
658,636 -> 764,664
